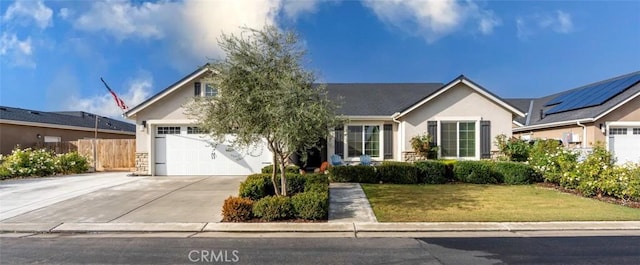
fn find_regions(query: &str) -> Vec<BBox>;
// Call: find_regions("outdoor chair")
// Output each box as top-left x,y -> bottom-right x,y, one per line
360,155 -> 372,166
330,154 -> 345,166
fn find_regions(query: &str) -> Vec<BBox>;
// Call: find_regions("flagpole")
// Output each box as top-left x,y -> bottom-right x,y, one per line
94,114 -> 98,171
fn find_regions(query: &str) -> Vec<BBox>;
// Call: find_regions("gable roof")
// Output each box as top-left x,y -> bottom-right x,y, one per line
0,106 -> 135,134
326,83 -> 443,116
512,71 -> 640,131
125,65 -> 210,118
396,75 -> 525,118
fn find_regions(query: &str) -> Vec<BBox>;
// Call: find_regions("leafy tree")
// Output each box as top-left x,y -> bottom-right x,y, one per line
187,26 -> 343,196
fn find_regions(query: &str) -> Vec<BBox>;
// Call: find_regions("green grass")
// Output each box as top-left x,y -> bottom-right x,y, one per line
361,184 -> 640,222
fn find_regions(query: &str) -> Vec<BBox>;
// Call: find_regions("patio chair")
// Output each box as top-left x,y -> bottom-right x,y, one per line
360,155 -> 372,166
330,154 -> 345,166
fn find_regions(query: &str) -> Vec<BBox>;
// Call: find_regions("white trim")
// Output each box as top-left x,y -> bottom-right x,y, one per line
396,78 -> 525,119
512,118 -> 594,132
512,120 -> 524,127
346,115 -> 394,121
594,90 -> 640,121
342,123 -> 385,161
0,119 -> 135,135
146,119 -> 197,125
607,121 -> 640,127
125,68 -> 210,118
437,119 -> 481,160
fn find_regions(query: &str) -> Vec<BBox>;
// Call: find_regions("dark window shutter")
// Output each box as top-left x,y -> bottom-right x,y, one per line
480,120 -> 491,159
427,121 -> 438,146
194,82 -> 201,97
383,124 -> 393,159
334,127 -> 344,158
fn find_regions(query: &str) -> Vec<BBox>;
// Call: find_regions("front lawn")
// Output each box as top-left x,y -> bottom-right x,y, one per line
362,184 -> 640,222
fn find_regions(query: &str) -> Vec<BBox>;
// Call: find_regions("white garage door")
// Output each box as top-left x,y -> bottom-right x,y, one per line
609,127 -> 640,164
155,126 -> 272,176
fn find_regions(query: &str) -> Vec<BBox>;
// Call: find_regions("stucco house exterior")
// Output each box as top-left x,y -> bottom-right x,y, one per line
509,71 -> 640,164
125,66 -> 524,176
0,106 -> 135,154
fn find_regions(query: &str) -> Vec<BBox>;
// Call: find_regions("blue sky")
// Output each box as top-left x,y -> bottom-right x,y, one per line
1,0 -> 639,119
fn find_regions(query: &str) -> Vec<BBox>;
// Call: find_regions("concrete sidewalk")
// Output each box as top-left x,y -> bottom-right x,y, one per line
2,221 -> 640,238
328,183 -> 377,223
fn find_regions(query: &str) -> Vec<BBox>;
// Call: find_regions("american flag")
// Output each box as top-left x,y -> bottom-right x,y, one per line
100,77 -> 127,110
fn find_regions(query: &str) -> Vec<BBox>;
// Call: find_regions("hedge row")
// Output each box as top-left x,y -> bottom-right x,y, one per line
224,172 -> 330,222
329,160 -> 539,185
0,148 -> 89,179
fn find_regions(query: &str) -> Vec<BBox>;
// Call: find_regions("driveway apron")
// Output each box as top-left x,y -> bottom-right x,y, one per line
1,175 -> 244,224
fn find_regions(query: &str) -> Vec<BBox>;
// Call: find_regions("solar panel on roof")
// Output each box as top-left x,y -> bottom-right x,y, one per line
545,73 -> 640,115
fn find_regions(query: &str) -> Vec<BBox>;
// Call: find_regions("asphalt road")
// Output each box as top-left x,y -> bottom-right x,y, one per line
1,236 -> 639,265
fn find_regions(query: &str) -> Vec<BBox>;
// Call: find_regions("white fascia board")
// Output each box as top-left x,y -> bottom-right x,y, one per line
512,118 -> 594,132
146,119 -> 197,125
606,121 -> 640,127
513,120 -> 524,127
594,90 -> 640,121
125,68 -> 209,118
0,119 -> 135,135
346,115 -> 394,121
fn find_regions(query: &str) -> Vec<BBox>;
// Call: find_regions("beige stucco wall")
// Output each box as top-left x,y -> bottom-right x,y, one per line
514,123 -> 596,147
131,75 -> 209,152
400,83 -> 514,154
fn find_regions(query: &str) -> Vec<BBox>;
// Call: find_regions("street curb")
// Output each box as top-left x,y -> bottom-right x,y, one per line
2,221 -> 640,234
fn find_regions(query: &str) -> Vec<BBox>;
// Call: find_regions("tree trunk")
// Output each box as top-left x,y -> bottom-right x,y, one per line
268,140 -> 280,196
279,156 -> 287,196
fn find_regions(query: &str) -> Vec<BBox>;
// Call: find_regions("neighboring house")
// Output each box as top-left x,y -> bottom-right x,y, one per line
0,106 -> 136,154
509,71 -> 640,164
125,65 -> 524,176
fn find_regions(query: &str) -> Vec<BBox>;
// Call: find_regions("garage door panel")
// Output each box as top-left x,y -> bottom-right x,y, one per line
610,134 -> 640,164
154,129 -> 272,176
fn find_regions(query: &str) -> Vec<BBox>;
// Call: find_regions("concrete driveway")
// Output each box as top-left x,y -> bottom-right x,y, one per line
0,173 -> 244,223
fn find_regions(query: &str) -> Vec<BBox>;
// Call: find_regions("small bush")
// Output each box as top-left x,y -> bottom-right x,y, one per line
2,148 -> 57,177
414,160 -> 448,184
328,165 -> 377,183
304,174 -> 329,193
528,140 -> 578,183
55,151 -> 89,174
252,196 -> 293,221
495,134 -> 531,162
261,164 -> 300,174
0,165 -> 11,180
453,161 -> 498,184
291,192 -> 329,220
239,174 -> 274,200
376,162 -> 418,184
279,174 -> 306,196
221,196 -> 253,222
494,161 -> 538,184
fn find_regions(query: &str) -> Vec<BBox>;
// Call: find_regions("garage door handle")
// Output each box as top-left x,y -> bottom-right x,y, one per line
211,152 -> 216,159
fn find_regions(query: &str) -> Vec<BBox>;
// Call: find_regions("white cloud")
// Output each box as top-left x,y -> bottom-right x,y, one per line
0,32 -> 34,67
58,7 -> 72,20
2,0 -> 53,29
70,0 -> 324,70
517,10 -> 574,40
362,0 -> 501,42
68,76 -> 153,119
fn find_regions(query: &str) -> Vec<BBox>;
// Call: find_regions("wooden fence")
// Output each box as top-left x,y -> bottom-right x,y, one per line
39,139 -> 135,171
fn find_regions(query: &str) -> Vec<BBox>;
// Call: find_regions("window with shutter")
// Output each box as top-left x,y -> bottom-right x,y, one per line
194,82 -> 201,97
383,124 -> 393,159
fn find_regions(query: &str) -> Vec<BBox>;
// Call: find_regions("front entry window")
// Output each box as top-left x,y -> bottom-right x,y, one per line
441,121 -> 476,158
347,125 -> 380,158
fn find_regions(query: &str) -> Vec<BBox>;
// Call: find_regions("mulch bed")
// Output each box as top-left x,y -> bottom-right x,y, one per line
536,182 -> 640,209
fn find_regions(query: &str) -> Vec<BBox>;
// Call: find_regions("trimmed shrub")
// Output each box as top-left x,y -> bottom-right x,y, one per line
221,196 -> 253,222
414,160 -> 448,184
279,174 -> 306,196
494,161 -> 538,185
261,164 -> 300,174
495,134 -> 531,162
376,162 -> 418,184
304,174 -> 330,193
328,165 -> 377,183
239,174 -> 274,200
291,191 -> 329,220
453,161 -> 498,184
252,196 -> 293,221
55,151 -> 89,174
